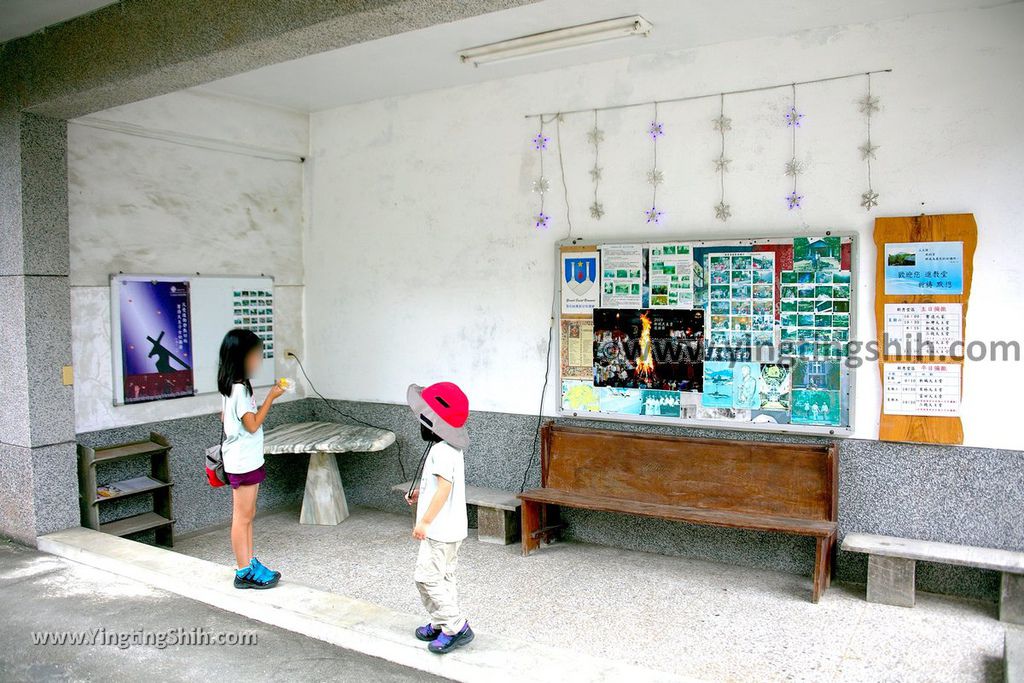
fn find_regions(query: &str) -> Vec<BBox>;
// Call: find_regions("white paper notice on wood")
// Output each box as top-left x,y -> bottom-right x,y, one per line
883,303 -> 963,357
883,362 -> 961,417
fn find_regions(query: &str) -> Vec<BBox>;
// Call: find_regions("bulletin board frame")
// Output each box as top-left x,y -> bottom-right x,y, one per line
554,233 -> 859,438
110,273 -> 276,406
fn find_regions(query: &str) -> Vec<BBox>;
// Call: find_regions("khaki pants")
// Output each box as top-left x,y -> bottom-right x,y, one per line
414,538 -> 465,635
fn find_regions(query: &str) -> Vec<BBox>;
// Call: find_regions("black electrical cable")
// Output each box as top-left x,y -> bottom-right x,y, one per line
519,294 -> 556,494
290,353 -> 406,479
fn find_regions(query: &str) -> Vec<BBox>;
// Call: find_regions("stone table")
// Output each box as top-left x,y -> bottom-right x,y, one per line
264,422 -> 395,525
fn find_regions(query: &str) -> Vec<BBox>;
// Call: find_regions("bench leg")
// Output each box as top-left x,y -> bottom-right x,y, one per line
478,507 -> 519,545
521,500 -> 541,556
812,537 -> 829,603
1001,572 -> 1024,625
866,555 -> 916,608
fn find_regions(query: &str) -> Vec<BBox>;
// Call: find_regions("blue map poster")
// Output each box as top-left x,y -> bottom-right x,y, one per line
119,279 -> 195,403
884,241 -> 963,295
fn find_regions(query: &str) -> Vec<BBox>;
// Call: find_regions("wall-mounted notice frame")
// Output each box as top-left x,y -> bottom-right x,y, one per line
554,233 -> 858,438
110,274 -> 276,405
873,214 -> 976,445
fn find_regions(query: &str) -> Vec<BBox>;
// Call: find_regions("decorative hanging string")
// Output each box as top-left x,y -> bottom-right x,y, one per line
531,120 -> 550,228
553,113 -> 574,237
645,103 -> 665,224
713,93 -> 732,221
587,110 -> 605,220
784,83 -> 805,210
524,68 -> 891,120
859,73 -> 880,210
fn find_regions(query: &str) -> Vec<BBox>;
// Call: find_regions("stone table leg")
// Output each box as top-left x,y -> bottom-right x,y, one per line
866,555 -> 916,608
299,452 -> 349,525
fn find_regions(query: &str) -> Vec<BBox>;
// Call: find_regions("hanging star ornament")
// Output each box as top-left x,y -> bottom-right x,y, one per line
712,114 -> 732,132
859,141 -> 880,160
589,202 -> 605,220
713,156 -> 732,173
714,201 -> 732,221
644,206 -> 664,224
534,211 -> 550,229
648,121 -> 664,139
784,158 -> 804,177
785,107 -> 804,127
532,133 -> 549,150
861,190 -> 879,210
786,191 -> 804,210
646,169 -> 665,186
858,94 -> 880,115
531,177 -> 550,194
589,165 -> 603,182
586,127 -> 605,145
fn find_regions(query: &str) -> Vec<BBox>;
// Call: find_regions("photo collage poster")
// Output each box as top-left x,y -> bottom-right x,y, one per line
558,236 -> 853,429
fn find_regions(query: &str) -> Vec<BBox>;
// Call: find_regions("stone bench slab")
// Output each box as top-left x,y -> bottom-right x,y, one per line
842,532 -> 1024,573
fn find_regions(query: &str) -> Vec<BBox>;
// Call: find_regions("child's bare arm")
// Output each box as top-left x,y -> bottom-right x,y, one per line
413,475 -> 452,539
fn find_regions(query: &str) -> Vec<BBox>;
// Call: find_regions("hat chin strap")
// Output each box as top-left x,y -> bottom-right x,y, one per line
407,441 -> 434,500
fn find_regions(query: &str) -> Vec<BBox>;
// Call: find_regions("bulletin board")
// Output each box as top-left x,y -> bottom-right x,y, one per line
556,233 -> 858,437
110,274 -> 276,405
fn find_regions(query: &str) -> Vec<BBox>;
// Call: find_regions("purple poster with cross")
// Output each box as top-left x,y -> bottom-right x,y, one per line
119,279 -> 195,404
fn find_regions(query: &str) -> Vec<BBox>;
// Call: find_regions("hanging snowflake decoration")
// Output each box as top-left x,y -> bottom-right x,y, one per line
534,211 -> 550,229
713,156 -> 732,173
589,165 -> 602,182
712,114 -> 732,133
532,133 -> 549,150
586,127 -> 605,145
589,202 -> 605,220
648,120 -> 665,139
859,141 -> 879,160
858,94 -> 880,115
786,191 -> 804,210
532,177 -> 550,194
644,206 -> 664,224
647,169 -> 665,186
784,158 -> 804,177
785,107 -> 804,127
714,201 -> 732,221
861,190 -> 879,210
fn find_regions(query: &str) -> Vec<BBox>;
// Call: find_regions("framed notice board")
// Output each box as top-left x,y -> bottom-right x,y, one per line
555,233 -> 858,437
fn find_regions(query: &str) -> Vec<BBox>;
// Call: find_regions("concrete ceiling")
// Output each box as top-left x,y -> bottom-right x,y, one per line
0,0 -> 119,43
197,0 -> 1004,113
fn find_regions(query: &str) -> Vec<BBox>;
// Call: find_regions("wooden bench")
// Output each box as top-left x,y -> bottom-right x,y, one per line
392,481 -> 521,545
841,532 -> 1024,624
518,423 -> 839,602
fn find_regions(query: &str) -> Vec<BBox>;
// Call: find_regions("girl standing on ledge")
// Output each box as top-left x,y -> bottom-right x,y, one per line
217,328 -> 284,589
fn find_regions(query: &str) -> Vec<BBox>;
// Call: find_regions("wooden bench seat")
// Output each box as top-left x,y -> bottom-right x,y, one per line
392,481 -> 521,545
519,423 -> 839,603
841,532 -> 1024,623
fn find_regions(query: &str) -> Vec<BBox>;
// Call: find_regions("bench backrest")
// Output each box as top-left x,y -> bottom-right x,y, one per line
540,423 -> 837,521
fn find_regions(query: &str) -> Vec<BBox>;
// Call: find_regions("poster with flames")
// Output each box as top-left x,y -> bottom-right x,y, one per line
119,279 -> 195,404
592,308 -> 704,393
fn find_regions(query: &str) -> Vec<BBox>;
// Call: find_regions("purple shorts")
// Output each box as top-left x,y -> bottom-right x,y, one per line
227,465 -> 267,489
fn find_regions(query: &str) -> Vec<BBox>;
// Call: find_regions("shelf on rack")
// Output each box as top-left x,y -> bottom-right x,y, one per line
94,475 -> 172,504
92,438 -> 170,464
99,511 -> 173,538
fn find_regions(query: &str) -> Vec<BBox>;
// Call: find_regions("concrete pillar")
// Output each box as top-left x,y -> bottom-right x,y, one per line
0,104 -> 79,544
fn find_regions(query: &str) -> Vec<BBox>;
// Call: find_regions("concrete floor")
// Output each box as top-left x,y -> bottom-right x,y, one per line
176,506 -> 1009,682
0,538 -> 441,683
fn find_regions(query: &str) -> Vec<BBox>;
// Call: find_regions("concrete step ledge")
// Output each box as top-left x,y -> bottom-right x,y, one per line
38,527 -> 687,683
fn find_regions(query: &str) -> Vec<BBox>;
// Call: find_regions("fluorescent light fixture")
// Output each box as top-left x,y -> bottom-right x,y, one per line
459,15 -> 652,66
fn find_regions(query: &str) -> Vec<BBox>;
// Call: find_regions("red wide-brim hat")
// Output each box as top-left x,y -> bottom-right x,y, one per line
407,382 -> 470,449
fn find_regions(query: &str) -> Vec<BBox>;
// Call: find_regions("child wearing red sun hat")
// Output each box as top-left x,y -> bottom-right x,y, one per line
405,382 -> 474,654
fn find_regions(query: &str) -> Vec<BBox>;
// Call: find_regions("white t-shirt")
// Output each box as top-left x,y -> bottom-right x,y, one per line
416,441 -> 468,543
221,383 -> 265,474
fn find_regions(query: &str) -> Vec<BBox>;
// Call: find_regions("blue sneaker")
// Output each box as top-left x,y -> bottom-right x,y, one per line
250,557 -> 281,584
428,623 -> 474,654
415,624 -> 441,642
233,566 -> 277,590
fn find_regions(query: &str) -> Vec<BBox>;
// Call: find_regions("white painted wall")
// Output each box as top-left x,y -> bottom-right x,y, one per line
69,89 -> 307,432
304,4 -> 1024,450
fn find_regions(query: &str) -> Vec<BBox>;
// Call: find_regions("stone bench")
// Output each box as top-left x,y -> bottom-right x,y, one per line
391,481 -> 521,545
1008,629 -> 1023,683
841,532 -> 1024,624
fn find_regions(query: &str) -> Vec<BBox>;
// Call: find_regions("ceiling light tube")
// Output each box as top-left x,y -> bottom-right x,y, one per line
459,15 -> 652,66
